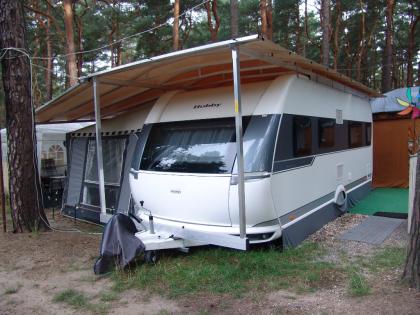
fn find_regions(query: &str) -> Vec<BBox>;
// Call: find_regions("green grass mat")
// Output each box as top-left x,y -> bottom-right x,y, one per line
349,188 -> 408,215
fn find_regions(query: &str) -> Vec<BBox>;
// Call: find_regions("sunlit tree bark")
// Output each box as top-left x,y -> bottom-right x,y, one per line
321,0 -> 330,67
63,0 -> 77,86
173,0 -> 180,50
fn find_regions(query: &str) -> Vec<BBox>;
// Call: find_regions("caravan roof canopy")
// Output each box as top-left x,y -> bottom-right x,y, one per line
35,35 -> 381,124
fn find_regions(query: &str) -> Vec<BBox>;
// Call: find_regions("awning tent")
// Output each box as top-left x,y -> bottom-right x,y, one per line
35,35 -> 380,240
1,122 -> 92,195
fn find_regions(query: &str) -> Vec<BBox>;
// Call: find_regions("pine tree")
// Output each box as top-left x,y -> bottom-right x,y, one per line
0,0 -> 49,232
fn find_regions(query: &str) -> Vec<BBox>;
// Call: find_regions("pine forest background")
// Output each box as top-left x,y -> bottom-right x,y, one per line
0,0 -> 419,128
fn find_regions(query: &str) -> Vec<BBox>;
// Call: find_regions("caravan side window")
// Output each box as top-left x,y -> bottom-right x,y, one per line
293,116 -> 312,157
365,122 -> 372,146
349,121 -> 364,148
318,118 -> 335,148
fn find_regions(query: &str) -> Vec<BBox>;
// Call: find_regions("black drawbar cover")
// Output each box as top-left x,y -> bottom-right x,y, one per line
94,213 -> 145,274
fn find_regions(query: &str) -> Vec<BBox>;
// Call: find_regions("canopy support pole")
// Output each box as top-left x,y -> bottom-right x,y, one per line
93,77 -> 107,219
231,45 -> 246,239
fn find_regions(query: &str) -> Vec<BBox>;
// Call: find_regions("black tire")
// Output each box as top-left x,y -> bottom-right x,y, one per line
144,250 -> 159,264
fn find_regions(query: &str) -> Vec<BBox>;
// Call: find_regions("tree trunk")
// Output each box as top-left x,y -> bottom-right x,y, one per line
205,1 -> 220,42
173,0 -> 180,50
0,0 -> 49,233
259,0 -> 267,38
296,1 -> 301,54
403,153 -> 420,289
0,139 -> 5,233
406,1 -> 419,87
266,0 -> 273,40
45,3 -> 52,101
344,37 -> 352,78
332,0 -> 342,70
361,11 -> 379,85
75,14 -> 84,77
63,0 -> 78,86
108,19 -> 116,67
180,13 -> 193,49
381,0 -> 395,93
321,0 -> 330,67
372,40 -> 378,89
355,0 -> 365,81
392,51 -> 398,89
116,43 -> 122,66
230,0 -> 238,38
303,0 -> 309,57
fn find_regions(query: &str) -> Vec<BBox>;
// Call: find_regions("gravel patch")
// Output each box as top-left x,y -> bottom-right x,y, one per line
308,213 -> 408,264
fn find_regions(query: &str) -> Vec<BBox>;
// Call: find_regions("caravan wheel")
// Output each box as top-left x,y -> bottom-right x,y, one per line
334,185 -> 347,206
144,250 -> 159,264
335,191 -> 347,206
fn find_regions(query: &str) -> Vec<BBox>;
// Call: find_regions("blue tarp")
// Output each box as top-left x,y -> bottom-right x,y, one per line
371,86 -> 420,113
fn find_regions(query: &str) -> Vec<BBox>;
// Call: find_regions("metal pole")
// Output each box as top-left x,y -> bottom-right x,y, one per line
231,45 -> 246,239
93,77 -> 107,217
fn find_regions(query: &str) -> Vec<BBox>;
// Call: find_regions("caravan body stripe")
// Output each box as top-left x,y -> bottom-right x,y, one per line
281,177 -> 370,229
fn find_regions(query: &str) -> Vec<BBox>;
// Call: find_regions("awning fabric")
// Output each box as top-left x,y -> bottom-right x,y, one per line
35,35 -> 381,123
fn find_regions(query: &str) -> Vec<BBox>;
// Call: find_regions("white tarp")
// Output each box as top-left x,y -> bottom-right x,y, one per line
1,122 -> 93,192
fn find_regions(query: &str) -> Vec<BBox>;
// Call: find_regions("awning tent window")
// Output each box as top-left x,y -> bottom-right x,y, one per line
82,137 -> 126,211
48,144 -> 65,166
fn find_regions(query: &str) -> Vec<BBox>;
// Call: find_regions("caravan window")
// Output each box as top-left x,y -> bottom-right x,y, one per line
365,122 -> 372,146
140,118 -> 240,174
139,115 -> 279,174
318,118 -> 335,148
349,121 -> 363,148
293,116 -> 312,157
82,137 -> 126,211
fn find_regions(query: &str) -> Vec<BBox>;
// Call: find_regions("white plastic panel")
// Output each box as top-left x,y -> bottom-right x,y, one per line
151,81 -> 271,123
271,147 -> 372,217
130,171 -> 232,226
229,177 -> 277,227
281,76 -> 372,122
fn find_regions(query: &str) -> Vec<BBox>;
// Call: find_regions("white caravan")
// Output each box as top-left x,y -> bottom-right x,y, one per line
129,74 -> 372,248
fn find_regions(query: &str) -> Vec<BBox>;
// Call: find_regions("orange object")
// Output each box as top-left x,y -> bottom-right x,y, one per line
373,118 -> 420,188
397,107 -> 413,116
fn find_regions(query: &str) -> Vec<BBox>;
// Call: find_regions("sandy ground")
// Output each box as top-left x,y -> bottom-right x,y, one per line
0,212 -> 419,315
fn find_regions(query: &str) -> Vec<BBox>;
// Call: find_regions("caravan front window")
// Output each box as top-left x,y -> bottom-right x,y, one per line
140,118 -> 239,174
139,115 -> 279,174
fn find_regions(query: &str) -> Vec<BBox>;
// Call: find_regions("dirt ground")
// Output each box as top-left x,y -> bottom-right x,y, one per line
0,212 -> 419,315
